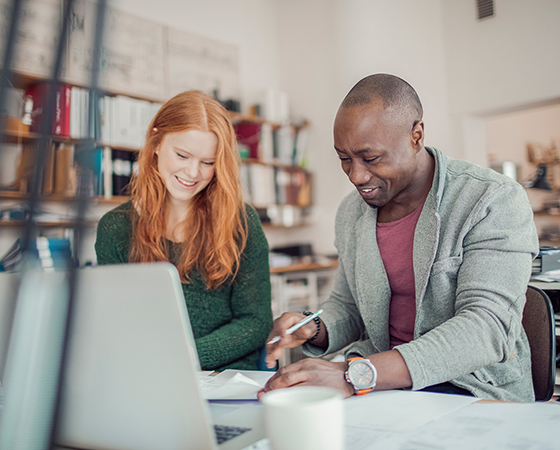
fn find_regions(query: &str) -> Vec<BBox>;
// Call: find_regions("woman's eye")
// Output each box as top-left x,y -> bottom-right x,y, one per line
176,153 -> 187,159
202,161 -> 215,166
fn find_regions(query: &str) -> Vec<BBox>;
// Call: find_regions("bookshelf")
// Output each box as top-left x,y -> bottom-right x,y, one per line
270,260 -> 338,366
1,71 -> 312,230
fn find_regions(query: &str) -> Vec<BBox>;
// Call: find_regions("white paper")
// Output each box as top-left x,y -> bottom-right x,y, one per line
392,401 -> 560,450
344,390 -> 478,432
198,370 -> 275,401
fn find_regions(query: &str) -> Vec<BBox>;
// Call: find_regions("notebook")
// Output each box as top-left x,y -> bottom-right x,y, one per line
1,263 -> 265,450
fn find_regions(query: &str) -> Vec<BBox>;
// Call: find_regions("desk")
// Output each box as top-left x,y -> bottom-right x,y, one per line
218,390 -> 560,450
529,280 -> 560,291
53,388 -> 560,450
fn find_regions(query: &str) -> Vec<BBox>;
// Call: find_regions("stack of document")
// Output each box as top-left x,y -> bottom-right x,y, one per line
198,370 -> 275,401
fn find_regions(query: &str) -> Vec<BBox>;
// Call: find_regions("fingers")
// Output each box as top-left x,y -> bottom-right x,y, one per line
257,361 -> 311,400
257,359 -> 353,401
266,312 -> 307,344
264,312 -> 311,367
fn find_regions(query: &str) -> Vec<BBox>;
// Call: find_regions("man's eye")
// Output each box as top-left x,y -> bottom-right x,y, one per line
364,157 -> 378,163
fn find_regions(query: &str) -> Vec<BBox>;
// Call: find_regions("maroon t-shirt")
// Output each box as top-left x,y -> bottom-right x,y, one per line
376,202 -> 425,348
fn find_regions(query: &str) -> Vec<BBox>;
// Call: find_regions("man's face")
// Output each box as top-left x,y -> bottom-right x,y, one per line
333,101 -> 421,210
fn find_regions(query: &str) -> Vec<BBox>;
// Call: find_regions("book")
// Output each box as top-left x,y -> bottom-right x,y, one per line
274,167 -> 290,205
53,143 -> 76,195
274,125 -> 295,164
239,163 -> 252,203
70,86 -> 81,138
235,122 -> 262,160
41,142 -> 56,195
103,146 -> 113,199
0,143 -> 22,189
259,123 -> 274,162
294,128 -> 308,167
61,84 -> 71,136
248,163 -> 275,207
25,82 -> 71,136
111,149 -> 133,196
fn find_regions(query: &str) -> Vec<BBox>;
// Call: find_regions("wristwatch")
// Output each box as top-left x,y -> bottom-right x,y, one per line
344,356 -> 377,396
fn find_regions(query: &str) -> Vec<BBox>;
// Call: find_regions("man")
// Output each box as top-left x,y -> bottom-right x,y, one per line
258,74 -> 539,402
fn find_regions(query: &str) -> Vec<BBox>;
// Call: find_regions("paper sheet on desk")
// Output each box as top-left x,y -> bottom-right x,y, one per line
198,370 -> 275,400
343,391 -> 478,449
391,401 -> 560,450
345,390 -> 478,431
531,268 -> 560,282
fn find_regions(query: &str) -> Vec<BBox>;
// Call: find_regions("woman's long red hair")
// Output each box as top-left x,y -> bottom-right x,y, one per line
128,90 -> 247,289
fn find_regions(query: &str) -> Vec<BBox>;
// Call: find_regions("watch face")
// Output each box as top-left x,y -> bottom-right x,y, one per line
348,360 -> 375,389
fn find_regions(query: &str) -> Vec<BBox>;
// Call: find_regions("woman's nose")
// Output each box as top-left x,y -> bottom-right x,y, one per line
183,160 -> 199,178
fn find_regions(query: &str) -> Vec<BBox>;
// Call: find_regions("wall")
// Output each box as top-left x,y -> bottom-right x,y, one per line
111,0 -> 282,107
270,0 -> 450,255
441,0 -> 560,166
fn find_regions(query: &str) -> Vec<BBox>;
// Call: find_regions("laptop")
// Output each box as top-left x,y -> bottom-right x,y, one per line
0,272 -> 19,379
1,263 -> 265,450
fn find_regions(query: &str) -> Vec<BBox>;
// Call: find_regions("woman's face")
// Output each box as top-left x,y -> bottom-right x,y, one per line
156,129 -> 218,210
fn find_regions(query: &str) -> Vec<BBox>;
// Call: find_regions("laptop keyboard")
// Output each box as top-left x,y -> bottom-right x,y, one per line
214,424 -> 252,444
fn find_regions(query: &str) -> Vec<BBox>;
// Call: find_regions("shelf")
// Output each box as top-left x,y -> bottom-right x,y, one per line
228,112 -> 309,131
270,260 -> 338,274
0,191 -> 129,205
8,70 -> 163,103
1,129 -> 141,153
533,210 -> 560,217
241,158 -> 309,171
261,221 -> 310,229
0,219 -> 98,228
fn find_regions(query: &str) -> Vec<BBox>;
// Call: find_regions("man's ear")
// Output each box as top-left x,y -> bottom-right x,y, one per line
411,120 -> 424,150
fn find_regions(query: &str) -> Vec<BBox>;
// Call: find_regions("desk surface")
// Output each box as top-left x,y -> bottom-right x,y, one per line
52,389 -> 560,450
529,280 -> 560,290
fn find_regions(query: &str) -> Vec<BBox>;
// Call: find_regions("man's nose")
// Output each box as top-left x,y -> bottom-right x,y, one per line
348,162 -> 371,186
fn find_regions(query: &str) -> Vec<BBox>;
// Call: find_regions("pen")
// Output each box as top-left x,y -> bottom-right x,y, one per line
267,309 -> 324,345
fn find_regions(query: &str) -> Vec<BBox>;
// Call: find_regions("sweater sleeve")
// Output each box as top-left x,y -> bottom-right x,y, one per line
195,205 -> 273,370
94,203 -> 133,265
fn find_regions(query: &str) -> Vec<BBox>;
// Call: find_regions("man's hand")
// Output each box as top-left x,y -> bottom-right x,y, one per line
257,359 -> 355,400
264,312 -> 323,369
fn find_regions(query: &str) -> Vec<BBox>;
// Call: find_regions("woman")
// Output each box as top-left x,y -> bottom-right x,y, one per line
95,90 -> 273,371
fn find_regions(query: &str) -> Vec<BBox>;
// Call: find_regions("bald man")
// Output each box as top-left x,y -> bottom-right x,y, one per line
259,74 -> 539,402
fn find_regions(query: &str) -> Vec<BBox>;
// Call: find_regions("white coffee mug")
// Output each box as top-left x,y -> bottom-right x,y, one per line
262,386 -> 344,450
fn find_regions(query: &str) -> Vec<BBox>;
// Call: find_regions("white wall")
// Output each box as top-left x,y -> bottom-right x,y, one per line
271,0 -> 450,255
441,0 -> 560,165
111,0 -> 282,108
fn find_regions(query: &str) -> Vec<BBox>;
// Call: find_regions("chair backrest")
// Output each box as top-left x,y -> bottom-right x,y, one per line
523,285 -> 557,401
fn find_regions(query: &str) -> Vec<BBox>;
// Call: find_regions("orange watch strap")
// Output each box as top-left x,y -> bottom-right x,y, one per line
355,387 -> 373,396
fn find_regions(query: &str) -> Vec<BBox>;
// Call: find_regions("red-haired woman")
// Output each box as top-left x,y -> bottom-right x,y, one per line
95,91 -> 273,371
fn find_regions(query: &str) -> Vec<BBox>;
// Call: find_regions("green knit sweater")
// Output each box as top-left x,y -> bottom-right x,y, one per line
94,201 -> 273,371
